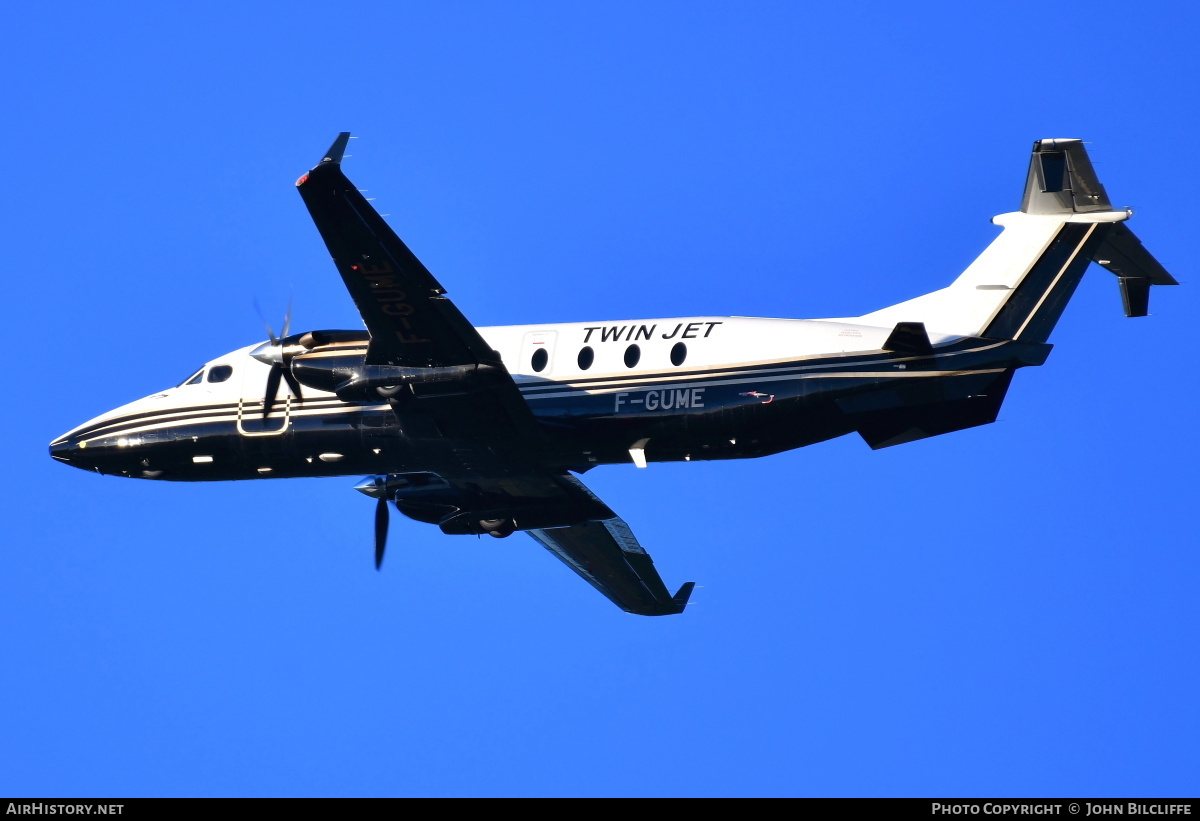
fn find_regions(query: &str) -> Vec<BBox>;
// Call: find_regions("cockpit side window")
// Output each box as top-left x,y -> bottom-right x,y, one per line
180,368 -> 204,386
207,365 -> 233,383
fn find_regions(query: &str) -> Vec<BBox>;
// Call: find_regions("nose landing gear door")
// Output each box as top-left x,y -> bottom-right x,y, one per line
237,361 -> 291,436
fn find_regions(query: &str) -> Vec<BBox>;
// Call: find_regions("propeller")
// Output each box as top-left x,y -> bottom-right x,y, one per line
374,494 -> 389,570
250,300 -> 305,417
355,476 -> 392,571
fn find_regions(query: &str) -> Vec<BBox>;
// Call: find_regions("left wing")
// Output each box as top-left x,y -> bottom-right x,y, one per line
296,132 -> 500,368
529,524 -> 695,616
528,476 -> 695,616
384,468 -> 694,615
525,475 -> 696,614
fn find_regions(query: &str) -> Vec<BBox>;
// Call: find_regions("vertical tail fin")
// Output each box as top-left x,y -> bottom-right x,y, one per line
855,140 -> 1176,341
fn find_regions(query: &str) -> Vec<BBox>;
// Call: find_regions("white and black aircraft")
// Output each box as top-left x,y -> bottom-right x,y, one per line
49,135 -> 1176,616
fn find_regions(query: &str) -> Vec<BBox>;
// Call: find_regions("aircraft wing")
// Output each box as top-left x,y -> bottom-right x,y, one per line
296,132 -> 500,368
376,404 -> 695,615
527,476 -> 695,616
529,522 -> 694,616
298,134 -> 693,615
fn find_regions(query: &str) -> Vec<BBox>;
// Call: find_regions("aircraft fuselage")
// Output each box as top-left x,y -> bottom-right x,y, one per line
49,316 -> 1047,483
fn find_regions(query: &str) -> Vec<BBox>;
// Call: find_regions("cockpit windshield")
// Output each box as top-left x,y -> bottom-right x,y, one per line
178,368 -> 205,387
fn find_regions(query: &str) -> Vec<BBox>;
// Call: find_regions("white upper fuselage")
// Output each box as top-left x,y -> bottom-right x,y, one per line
64,313 -> 943,443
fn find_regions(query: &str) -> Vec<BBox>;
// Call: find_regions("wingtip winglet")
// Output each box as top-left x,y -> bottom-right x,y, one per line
672,581 -> 696,613
298,132 -> 352,186
320,132 -> 352,166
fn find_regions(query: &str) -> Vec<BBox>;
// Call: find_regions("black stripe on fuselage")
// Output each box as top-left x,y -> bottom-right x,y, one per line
982,222 -> 1103,343
64,397 -> 354,441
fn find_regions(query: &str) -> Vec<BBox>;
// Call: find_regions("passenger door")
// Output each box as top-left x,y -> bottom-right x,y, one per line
236,360 -> 291,436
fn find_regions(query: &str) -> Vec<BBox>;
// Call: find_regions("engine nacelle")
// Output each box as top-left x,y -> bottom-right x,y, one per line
335,364 -> 483,401
435,507 -> 585,536
357,472 -> 588,536
292,355 -> 495,401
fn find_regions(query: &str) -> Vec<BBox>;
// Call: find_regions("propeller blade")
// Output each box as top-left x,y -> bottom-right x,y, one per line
374,495 -> 389,570
252,299 -> 299,416
263,366 -> 282,418
254,299 -> 280,345
282,369 -> 305,403
281,298 -> 293,339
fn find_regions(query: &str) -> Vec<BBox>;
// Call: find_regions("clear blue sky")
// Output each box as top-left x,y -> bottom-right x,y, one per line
3,0 -> 1197,797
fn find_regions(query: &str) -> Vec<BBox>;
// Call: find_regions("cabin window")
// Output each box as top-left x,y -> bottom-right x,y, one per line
624,344 -> 641,368
577,346 -> 594,370
670,342 -> 687,366
530,348 -> 548,373
207,365 -> 234,383
180,368 -> 204,386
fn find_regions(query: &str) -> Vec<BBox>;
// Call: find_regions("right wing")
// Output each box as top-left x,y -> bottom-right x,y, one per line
527,477 -> 695,616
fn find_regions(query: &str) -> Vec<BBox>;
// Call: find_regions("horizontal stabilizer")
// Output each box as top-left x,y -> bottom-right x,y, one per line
1021,139 -> 1112,214
1090,222 -> 1177,318
1093,223 -> 1176,285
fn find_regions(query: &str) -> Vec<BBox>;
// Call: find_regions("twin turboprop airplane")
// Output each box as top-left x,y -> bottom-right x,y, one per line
48,134 -> 1176,616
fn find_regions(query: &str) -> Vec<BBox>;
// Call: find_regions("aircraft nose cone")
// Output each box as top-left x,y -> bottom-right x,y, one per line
49,436 -> 78,464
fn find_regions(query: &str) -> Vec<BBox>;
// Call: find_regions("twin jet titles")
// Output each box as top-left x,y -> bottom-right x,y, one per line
583,322 -> 723,343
